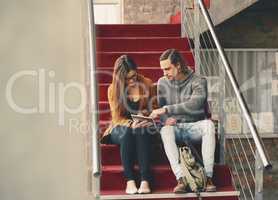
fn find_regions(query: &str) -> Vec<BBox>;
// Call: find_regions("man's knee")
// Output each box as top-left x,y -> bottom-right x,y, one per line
202,120 -> 215,136
160,125 -> 175,141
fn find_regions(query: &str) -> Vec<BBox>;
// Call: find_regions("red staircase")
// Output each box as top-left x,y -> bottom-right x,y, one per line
96,24 -> 239,200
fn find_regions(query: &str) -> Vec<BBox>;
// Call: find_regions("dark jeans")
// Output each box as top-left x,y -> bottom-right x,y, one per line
110,126 -> 151,182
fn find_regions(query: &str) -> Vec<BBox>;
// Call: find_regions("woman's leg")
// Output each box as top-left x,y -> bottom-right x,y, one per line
110,126 -> 136,181
134,127 -> 151,182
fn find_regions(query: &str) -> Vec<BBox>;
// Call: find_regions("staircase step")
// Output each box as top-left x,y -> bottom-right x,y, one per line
101,165 -> 234,192
97,67 -> 162,84
100,190 -> 239,200
96,24 -> 181,38
96,38 -> 190,52
98,101 -> 111,121
96,51 -> 194,68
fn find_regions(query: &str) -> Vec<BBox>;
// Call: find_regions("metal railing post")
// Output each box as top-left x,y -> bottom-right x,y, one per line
180,0 -> 185,38
255,151 -> 263,200
194,0 -> 201,75
86,0 -> 101,198
218,54 -> 226,165
197,0 -> 272,169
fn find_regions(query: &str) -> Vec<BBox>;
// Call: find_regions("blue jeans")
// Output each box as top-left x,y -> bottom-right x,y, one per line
160,119 -> 216,179
110,126 -> 152,182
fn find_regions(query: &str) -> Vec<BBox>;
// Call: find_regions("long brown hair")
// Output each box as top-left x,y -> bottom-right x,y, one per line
111,55 -> 137,117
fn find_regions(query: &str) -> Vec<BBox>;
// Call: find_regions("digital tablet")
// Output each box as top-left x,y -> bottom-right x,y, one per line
131,114 -> 157,128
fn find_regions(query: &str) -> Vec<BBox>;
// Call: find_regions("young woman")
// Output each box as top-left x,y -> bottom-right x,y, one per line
102,55 -> 157,194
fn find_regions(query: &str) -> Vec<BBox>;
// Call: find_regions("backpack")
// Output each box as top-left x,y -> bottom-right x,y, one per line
179,145 -> 207,194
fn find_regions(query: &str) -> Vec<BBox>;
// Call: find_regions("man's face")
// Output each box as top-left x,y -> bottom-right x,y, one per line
160,58 -> 178,80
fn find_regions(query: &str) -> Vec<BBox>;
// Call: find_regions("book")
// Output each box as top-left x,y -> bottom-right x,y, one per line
131,114 -> 158,129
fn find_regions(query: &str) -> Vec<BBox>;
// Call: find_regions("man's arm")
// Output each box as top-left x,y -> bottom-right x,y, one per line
164,77 -> 208,116
157,80 -> 168,122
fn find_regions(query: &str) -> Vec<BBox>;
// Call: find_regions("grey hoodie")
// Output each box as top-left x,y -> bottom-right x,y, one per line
157,69 -> 208,123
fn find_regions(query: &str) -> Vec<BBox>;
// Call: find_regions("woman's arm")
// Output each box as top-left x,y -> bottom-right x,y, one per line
107,85 -> 131,125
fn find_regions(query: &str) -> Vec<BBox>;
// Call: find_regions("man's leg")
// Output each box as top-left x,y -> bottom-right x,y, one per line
160,125 -> 187,193
179,119 -> 216,191
179,120 -> 216,177
160,125 -> 184,180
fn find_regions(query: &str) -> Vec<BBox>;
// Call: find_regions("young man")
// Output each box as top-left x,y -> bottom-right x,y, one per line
149,49 -> 216,193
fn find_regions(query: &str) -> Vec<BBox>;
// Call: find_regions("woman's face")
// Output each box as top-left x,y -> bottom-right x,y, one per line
125,70 -> 137,87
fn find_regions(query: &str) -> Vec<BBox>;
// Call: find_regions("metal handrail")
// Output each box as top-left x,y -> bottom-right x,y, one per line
87,0 -> 101,177
196,0 -> 272,169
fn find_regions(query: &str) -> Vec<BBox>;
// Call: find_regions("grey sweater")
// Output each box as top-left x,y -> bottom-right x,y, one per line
157,70 -> 208,123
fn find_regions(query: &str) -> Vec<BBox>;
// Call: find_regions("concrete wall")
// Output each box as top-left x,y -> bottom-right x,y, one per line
209,0 -> 258,26
0,1 -> 90,200
122,0 -> 257,25
123,0 -> 180,24
216,0 -> 278,48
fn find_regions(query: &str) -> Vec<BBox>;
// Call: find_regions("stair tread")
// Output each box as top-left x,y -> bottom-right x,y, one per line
102,164 -> 171,171
100,187 -> 240,198
97,50 -> 191,54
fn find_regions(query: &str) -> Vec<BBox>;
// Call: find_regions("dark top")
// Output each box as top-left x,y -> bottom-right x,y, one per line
126,99 -> 140,119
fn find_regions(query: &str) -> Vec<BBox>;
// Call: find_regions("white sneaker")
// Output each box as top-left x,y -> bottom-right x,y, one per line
125,180 -> 138,194
138,181 -> 151,194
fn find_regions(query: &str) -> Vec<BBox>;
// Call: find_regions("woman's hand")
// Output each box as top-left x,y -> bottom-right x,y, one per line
131,120 -> 153,129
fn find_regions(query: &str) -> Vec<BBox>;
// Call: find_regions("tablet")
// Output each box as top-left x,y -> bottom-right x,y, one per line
131,114 -> 157,128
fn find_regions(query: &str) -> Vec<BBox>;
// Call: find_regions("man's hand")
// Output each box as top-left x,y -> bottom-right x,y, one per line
149,107 -> 167,119
165,117 -> 177,126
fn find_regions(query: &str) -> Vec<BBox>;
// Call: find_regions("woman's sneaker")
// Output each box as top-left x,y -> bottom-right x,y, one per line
138,181 -> 151,194
125,180 -> 138,194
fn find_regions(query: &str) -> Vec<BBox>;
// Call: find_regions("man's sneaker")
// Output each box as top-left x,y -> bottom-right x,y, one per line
205,177 -> 216,192
173,178 -> 187,193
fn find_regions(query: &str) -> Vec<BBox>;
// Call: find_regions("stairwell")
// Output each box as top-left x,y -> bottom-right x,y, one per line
95,24 -> 240,200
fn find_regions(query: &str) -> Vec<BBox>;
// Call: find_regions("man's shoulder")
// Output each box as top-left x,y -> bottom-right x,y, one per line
157,76 -> 168,85
191,74 -> 207,84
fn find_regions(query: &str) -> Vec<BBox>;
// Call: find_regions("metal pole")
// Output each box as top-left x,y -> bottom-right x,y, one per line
219,53 -> 226,165
194,0 -> 201,75
197,0 -> 272,169
180,0 -> 185,38
86,0 -> 101,198
255,151 -> 263,200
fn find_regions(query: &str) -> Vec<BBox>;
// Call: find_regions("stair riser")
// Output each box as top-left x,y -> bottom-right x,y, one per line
101,166 -> 232,191
101,167 -> 176,191
96,68 -> 163,84
96,24 -> 181,37
96,52 -> 195,68
96,38 -> 190,52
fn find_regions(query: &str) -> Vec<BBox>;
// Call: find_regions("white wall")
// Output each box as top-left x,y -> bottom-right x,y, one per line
0,0 -> 90,200
93,0 -> 122,24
